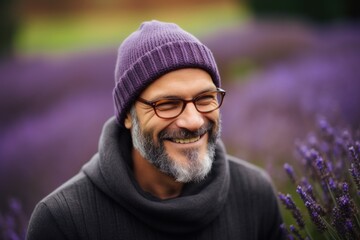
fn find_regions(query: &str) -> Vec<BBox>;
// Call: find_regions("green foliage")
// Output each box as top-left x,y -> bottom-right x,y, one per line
14,3 -> 244,56
246,0 -> 359,23
0,0 -> 19,58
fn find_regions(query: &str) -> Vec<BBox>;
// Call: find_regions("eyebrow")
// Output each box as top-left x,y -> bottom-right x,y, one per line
147,87 -> 218,102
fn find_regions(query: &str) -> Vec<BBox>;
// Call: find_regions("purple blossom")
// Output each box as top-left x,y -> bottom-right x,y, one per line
338,195 -> 350,208
296,185 -> 308,202
280,223 -> 295,240
318,118 -> 335,143
0,198 -> 27,240
349,145 -> 360,164
299,178 -> 316,201
279,193 -> 296,209
315,156 -> 326,176
278,193 -> 305,229
284,163 -> 297,184
289,225 -> 306,240
349,144 -> 360,194
349,166 -> 360,191
305,201 -> 327,232
344,219 -> 354,233
306,133 -> 318,149
331,207 -> 357,239
333,130 -> 352,160
302,148 -> 319,164
296,186 -> 326,231
328,178 -> 336,191
356,142 -> 360,154
281,118 -> 360,239
295,144 -> 313,170
296,185 -> 325,216
296,185 -> 326,217
342,183 -> 349,193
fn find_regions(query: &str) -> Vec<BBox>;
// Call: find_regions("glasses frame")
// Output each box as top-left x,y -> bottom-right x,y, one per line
137,88 -> 226,119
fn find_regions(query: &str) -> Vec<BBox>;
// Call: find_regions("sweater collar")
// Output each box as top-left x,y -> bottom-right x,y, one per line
83,117 -> 230,234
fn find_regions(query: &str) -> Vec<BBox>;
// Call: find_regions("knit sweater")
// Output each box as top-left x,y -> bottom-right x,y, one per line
27,117 -> 284,240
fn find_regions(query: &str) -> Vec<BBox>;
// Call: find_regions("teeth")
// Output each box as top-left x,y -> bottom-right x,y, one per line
173,136 -> 201,144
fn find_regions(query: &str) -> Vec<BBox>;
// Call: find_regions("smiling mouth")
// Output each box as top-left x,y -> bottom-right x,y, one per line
171,135 -> 202,144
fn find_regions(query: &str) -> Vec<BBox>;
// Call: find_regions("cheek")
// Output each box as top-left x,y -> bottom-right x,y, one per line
136,111 -> 164,140
144,121 -> 172,144
212,110 -> 220,120
206,111 -> 220,126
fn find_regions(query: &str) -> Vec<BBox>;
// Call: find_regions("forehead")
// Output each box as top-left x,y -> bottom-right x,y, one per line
140,68 -> 216,99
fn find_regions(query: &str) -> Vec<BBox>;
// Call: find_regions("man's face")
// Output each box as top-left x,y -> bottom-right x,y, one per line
125,68 -> 221,182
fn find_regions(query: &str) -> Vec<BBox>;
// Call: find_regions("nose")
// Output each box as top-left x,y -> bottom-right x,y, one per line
175,102 -> 205,131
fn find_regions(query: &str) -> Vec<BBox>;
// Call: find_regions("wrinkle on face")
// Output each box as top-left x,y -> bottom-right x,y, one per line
129,105 -> 220,182
127,68 -> 221,182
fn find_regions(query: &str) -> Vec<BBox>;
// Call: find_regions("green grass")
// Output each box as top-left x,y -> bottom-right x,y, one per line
15,3 -> 249,56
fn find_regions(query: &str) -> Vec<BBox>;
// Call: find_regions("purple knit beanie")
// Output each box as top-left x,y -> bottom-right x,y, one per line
113,20 -> 221,126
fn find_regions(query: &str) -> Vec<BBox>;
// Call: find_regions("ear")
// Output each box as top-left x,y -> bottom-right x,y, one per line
124,112 -> 132,129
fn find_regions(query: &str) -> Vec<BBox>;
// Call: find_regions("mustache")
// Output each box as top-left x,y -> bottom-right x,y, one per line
159,122 -> 214,140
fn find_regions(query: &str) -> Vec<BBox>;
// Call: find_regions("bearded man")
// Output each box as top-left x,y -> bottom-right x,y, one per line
27,20 -> 284,240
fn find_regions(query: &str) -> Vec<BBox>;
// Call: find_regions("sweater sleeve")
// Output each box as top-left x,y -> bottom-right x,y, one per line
26,202 -> 67,240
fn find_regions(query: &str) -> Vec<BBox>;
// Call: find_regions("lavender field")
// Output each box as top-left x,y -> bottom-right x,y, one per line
1,20 -> 360,237
206,21 -> 360,174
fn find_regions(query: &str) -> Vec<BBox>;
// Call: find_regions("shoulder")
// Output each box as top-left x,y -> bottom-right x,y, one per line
226,155 -> 277,200
27,172 -> 94,239
26,201 -> 68,240
42,171 -> 92,208
227,155 -> 272,185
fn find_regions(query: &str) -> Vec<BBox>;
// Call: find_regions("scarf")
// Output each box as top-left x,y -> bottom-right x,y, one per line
83,117 -> 230,234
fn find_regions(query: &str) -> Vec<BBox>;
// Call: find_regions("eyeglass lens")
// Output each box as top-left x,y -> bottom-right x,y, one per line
154,91 -> 224,119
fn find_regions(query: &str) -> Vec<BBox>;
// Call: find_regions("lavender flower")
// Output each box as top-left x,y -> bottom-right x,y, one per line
296,185 -> 325,214
304,201 -> 327,232
328,178 -> 336,191
0,198 -> 27,240
349,145 -> 360,172
315,156 -> 330,181
284,163 -> 297,184
279,193 -> 305,229
296,185 -> 308,202
296,184 -> 327,233
349,145 -> 359,163
318,118 -> 335,143
299,178 -> 316,201
306,133 -> 318,149
348,144 -> 360,195
349,166 -> 360,192
280,223 -> 295,240
331,206 -> 356,239
281,119 -> 360,239
289,225 -> 306,240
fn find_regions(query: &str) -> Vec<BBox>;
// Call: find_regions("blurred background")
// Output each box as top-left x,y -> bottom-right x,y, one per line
1,0 -> 359,238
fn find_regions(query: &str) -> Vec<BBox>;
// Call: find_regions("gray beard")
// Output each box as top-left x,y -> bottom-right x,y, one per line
129,107 -> 220,183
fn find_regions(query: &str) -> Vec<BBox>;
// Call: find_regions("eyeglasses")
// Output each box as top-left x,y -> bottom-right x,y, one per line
137,88 -> 226,119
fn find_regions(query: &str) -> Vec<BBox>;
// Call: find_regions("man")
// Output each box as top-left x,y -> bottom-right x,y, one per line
27,20 -> 284,239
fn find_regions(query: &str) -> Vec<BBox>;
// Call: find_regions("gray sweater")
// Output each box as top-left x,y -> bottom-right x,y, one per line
27,117 -> 284,240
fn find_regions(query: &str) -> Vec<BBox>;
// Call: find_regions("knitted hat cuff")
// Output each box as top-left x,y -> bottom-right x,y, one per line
113,40 -> 220,125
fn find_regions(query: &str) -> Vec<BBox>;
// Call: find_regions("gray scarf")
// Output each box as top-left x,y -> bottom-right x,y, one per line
83,117 -> 230,234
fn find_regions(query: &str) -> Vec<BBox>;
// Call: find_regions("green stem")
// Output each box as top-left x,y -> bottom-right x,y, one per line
304,226 -> 314,240
322,217 -> 342,240
326,183 -> 337,207
354,214 -> 360,234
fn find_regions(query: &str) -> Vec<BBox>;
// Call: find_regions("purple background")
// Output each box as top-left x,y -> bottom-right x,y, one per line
1,21 -> 360,219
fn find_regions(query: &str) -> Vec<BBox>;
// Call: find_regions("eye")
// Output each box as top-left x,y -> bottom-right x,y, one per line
195,93 -> 217,105
155,99 -> 182,111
